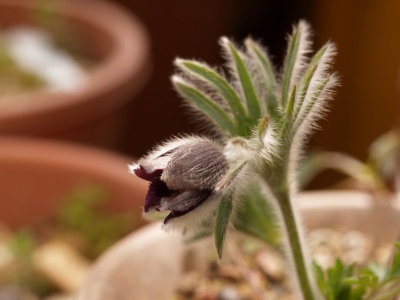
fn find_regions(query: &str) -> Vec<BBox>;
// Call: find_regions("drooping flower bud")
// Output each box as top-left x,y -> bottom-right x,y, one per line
129,136 -> 229,227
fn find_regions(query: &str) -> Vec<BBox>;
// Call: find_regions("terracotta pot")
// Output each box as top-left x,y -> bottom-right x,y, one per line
78,190 -> 400,300
0,136 -> 147,228
0,0 -> 151,150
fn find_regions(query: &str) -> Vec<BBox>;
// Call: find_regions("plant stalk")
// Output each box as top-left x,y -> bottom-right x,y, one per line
276,189 -> 316,300
262,153 -> 318,300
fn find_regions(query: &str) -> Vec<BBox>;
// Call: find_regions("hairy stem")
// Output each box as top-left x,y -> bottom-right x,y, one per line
261,153 -> 319,300
276,188 -> 317,300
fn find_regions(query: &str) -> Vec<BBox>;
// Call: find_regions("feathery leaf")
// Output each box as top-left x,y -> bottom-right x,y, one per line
245,38 -> 279,118
293,75 -> 335,133
215,191 -> 234,259
221,37 -> 262,122
281,21 -> 312,107
175,59 -> 250,136
173,76 -> 239,136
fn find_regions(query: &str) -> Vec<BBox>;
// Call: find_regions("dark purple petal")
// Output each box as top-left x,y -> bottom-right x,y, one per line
163,189 -> 212,224
144,177 -> 174,213
134,165 -> 163,182
164,210 -> 187,224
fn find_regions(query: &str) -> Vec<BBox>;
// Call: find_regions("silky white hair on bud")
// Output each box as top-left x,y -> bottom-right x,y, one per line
131,135 -> 218,175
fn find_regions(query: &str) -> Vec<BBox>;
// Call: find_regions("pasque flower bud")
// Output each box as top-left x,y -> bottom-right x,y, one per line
130,136 -> 229,226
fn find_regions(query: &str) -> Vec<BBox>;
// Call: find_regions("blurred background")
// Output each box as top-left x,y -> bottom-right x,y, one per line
0,1 -> 398,298
0,0 -> 398,189
114,0 -> 400,189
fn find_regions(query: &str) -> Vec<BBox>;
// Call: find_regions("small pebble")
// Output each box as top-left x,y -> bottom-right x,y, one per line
177,271 -> 201,294
218,286 -> 241,300
217,265 -> 242,281
343,231 -> 369,249
312,245 -> 335,269
256,250 -> 285,281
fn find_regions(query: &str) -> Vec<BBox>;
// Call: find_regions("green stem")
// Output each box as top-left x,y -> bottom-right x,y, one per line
276,189 -> 316,300
261,152 -> 318,299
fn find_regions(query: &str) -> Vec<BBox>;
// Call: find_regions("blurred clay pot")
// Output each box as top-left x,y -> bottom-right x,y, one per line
0,136 -> 147,228
78,190 -> 400,300
0,0 -> 151,150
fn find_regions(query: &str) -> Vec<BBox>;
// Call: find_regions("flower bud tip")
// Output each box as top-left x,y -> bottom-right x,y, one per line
128,163 -> 140,174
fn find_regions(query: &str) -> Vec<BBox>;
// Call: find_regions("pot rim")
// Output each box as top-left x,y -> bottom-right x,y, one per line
0,136 -> 148,226
0,0 -> 151,132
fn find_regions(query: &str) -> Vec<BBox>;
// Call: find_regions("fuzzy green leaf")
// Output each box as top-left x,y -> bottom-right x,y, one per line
282,85 -> 297,134
173,77 -> 238,136
233,181 -> 281,247
286,85 -> 297,118
245,39 -> 279,117
223,38 -> 262,122
294,63 -> 318,118
292,76 -> 331,134
215,191 -> 234,259
292,44 -> 328,122
309,44 -> 328,68
281,28 -> 300,106
216,161 -> 246,191
177,60 -> 250,136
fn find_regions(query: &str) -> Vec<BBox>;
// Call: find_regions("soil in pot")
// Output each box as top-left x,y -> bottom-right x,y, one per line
172,192 -> 400,300
172,229 -> 398,300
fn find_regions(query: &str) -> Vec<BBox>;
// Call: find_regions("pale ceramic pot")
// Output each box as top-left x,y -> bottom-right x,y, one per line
78,190 -> 400,300
0,0 -> 151,150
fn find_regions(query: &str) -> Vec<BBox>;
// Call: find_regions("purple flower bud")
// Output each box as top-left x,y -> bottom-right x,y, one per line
130,137 -> 229,224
